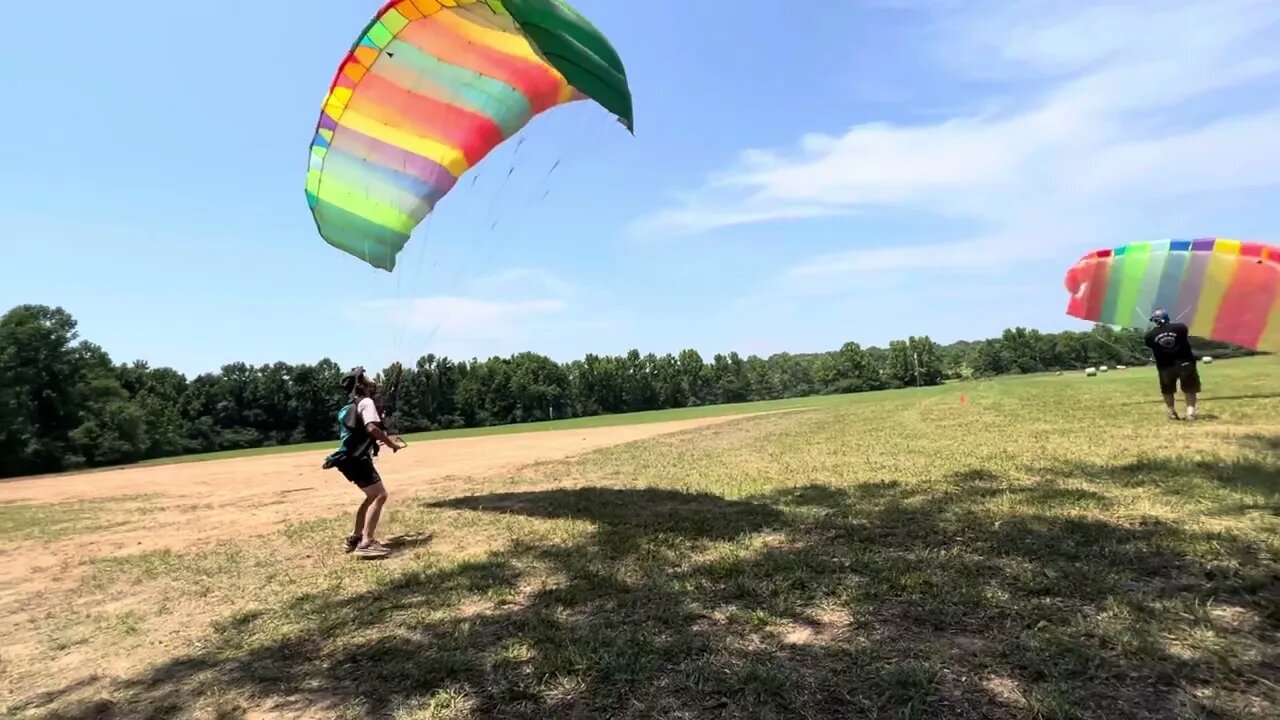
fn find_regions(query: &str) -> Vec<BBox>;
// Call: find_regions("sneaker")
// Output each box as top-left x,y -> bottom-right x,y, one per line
344,534 -> 361,553
1167,409 -> 1180,421
354,541 -> 391,558
1186,407 -> 1197,421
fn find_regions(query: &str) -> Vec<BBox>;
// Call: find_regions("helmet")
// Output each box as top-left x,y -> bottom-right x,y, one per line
341,366 -> 368,393
1149,309 -> 1170,325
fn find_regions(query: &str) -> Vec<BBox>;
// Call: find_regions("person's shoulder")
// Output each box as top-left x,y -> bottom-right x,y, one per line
357,397 -> 378,412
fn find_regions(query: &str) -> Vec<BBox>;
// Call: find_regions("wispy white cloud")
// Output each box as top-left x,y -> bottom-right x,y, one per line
361,296 -> 570,341
351,268 -> 614,360
461,267 -> 576,300
785,235 -> 1021,281
632,0 -> 1280,287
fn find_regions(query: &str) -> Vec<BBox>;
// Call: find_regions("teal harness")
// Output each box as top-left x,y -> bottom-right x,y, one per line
322,397 -> 378,469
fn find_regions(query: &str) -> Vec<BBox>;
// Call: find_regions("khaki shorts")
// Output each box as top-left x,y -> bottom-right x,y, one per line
1158,362 -> 1200,395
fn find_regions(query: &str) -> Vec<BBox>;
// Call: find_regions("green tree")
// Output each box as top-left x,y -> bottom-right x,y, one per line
0,302 -> 1266,478
677,349 -> 710,406
0,305 -> 131,476
886,340 -> 913,388
743,355 -> 774,400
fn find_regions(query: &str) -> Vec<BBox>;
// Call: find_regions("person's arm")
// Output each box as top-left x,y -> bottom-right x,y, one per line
366,422 -> 406,450
359,398 -> 406,451
1179,326 -> 1196,359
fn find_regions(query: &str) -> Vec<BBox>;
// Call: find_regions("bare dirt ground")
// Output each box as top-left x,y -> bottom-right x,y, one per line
0,417 -> 744,596
3,415 -> 765,717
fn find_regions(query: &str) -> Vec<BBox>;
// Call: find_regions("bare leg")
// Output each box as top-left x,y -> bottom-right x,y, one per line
360,481 -> 389,545
1163,394 -> 1177,417
353,495 -> 374,537
1185,392 -> 1197,419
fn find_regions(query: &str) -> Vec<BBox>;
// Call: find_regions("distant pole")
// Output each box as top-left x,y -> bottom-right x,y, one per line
909,337 -> 922,387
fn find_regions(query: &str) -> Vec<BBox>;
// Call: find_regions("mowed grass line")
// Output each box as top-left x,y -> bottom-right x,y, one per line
7,355 -> 1279,719
131,393 -> 852,468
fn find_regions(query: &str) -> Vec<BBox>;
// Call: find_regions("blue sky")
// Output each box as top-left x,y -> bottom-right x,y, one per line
3,1 -> 1280,376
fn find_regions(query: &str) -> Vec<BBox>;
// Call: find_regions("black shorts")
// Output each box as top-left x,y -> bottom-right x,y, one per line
1158,362 -> 1201,395
336,456 -> 382,489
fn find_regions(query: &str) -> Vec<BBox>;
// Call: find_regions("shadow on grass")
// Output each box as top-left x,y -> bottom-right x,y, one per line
384,532 -> 435,551
1198,393 -> 1280,403
4,676 -> 104,716
36,467 -> 1280,720
1119,392 -> 1280,406
432,487 -> 787,542
1237,434 -> 1280,456
1047,455 -> 1280,517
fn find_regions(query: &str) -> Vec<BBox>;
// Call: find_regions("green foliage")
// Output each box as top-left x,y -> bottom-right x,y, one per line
885,336 -> 944,388
0,304 -> 1263,478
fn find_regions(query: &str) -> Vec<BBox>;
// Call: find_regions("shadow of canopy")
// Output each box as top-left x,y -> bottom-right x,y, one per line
34,466 -> 1280,720
1118,392 -> 1280,406
1237,434 -> 1280,456
428,486 -> 788,541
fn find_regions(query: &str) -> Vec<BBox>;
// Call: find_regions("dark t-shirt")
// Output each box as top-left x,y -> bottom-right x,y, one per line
1144,323 -> 1195,368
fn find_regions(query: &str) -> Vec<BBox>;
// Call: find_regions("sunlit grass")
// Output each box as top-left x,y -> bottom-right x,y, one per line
0,496 -> 152,542
6,355 -> 1278,719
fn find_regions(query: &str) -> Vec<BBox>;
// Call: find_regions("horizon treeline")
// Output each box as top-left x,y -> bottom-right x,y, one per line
0,303 -> 1260,478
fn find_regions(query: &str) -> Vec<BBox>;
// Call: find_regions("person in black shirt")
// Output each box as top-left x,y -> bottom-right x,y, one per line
1143,309 -> 1200,420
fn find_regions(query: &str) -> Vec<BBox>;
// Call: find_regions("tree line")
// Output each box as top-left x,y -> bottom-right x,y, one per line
0,304 -> 1259,478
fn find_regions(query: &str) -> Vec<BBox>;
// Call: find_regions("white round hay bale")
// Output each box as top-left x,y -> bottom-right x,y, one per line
1203,356 -> 1214,364
1099,365 -> 1109,373
1084,367 -> 1098,377
1117,365 -> 1127,370
1056,371 -> 1063,376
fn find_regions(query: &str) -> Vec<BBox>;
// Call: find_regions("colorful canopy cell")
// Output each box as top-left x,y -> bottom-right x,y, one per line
306,0 -> 634,271
1064,238 -> 1280,352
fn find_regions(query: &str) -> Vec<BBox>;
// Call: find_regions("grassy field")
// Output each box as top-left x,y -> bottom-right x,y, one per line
3,356 -> 1278,719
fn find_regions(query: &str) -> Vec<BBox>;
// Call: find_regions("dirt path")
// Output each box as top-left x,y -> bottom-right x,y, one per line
1,415 -> 789,716
0,416 -> 751,591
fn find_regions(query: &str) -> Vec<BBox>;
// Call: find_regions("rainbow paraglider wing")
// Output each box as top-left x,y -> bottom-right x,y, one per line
1064,238 -> 1280,352
306,0 -> 634,271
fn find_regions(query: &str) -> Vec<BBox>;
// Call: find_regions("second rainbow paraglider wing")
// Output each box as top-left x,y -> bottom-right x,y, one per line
1063,238 -> 1280,352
